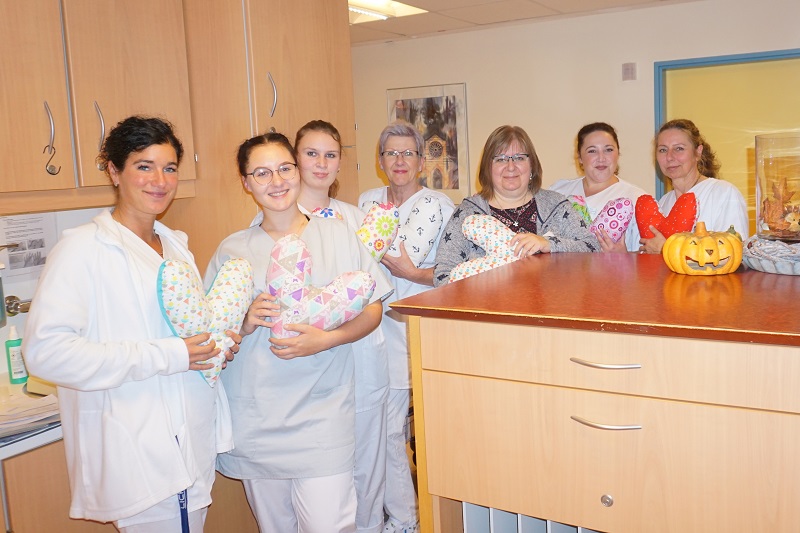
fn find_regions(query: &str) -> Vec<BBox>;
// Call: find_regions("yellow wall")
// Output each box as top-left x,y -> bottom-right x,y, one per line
665,58 -> 800,234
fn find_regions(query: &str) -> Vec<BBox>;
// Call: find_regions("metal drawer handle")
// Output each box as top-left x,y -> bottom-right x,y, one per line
570,357 -> 641,370
571,415 -> 642,431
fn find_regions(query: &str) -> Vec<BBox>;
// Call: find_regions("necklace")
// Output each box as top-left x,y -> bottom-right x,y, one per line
492,194 -> 532,228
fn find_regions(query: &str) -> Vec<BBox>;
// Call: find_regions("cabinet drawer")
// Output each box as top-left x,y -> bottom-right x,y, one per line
423,371 -> 800,532
420,318 -> 800,413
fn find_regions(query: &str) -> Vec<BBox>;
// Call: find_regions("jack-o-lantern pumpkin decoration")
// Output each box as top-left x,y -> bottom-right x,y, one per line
662,221 -> 743,275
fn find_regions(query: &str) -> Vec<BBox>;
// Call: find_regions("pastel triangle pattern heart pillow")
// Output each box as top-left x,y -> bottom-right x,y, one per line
267,234 -> 376,339
354,203 -> 400,261
635,192 -> 698,239
385,194 -> 444,267
157,258 -> 255,386
449,214 -> 520,283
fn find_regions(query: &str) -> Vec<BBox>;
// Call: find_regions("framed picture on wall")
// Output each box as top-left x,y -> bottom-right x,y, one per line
387,83 -> 469,204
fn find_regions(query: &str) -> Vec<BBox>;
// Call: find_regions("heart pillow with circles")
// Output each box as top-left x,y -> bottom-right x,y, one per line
157,258 -> 255,386
567,195 -> 634,243
267,234 -> 376,339
449,214 -> 520,283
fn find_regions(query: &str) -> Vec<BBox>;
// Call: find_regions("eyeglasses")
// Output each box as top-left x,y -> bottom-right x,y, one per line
492,154 -> 529,165
381,149 -> 420,159
245,163 -> 298,185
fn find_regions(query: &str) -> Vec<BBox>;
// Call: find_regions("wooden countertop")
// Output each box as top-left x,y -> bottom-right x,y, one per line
391,253 -> 800,346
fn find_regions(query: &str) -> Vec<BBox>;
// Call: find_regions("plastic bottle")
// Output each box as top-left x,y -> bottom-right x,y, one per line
5,326 -> 28,384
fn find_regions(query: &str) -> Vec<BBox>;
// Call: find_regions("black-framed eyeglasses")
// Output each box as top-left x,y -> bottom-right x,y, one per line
492,153 -> 529,165
245,163 -> 298,185
381,149 -> 420,159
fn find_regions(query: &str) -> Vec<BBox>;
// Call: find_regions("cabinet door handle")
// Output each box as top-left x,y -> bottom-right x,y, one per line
44,101 -> 55,152
571,415 -> 642,431
569,357 -> 641,370
267,71 -> 277,117
42,101 -> 61,175
94,101 -> 105,151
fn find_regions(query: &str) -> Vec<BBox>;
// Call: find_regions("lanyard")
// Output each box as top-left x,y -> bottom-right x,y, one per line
175,436 -> 190,533
178,488 -> 189,533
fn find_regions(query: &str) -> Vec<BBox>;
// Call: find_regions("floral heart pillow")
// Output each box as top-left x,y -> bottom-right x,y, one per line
354,203 -> 400,261
636,192 -> 698,239
157,258 -> 255,386
384,194 -> 444,267
310,207 -> 344,220
568,195 -> 592,224
449,214 -> 520,282
267,234 -> 376,339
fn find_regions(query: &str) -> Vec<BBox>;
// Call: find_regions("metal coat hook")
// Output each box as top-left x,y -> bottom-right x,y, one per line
43,144 -> 61,175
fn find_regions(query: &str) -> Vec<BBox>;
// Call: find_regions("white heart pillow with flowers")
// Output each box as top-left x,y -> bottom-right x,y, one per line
361,194 -> 444,267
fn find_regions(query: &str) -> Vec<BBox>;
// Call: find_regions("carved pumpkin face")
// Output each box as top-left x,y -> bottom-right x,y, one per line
662,221 -> 743,275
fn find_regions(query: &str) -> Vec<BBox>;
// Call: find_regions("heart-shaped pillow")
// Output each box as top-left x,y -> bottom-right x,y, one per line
590,198 -> 634,243
449,214 -> 520,282
310,206 -> 344,220
354,203 -> 400,261
636,192 -> 698,239
567,195 -> 634,243
158,258 -> 255,386
267,234 -> 376,339
384,194 -> 444,267
567,195 -> 592,225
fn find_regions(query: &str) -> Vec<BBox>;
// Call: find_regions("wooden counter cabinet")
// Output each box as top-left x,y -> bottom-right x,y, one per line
1,439 -> 257,532
394,254 -> 800,532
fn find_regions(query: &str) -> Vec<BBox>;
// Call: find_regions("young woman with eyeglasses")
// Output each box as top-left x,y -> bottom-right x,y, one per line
550,122 -> 647,252
358,121 -> 455,533
204,132 -> 393,533
433,125 -> 599,286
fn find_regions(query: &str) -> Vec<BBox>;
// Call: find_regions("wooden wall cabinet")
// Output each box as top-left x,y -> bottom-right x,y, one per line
162,0 -> 358,269
62,0 -> 197,187
0,0 -> 77,194
0,0 -> 197,215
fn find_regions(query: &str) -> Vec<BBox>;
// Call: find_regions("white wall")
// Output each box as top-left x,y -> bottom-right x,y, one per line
0,208 -> 101,378
351,0 -> 800,197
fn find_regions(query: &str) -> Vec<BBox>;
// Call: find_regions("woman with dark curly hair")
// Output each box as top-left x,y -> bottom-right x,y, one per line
23,116 -> 239,531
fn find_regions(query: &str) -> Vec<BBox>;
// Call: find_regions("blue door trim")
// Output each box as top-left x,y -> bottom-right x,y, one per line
652,48 -> 800,197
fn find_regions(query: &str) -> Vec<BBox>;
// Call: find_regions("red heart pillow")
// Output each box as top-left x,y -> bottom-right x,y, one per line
635,192 -> 697,239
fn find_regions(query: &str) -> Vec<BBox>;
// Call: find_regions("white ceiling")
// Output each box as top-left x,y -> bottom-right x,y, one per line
350,0 -> 700,45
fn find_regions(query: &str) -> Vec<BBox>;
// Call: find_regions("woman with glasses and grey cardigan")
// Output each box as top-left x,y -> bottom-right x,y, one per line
433,125 -> 599,287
